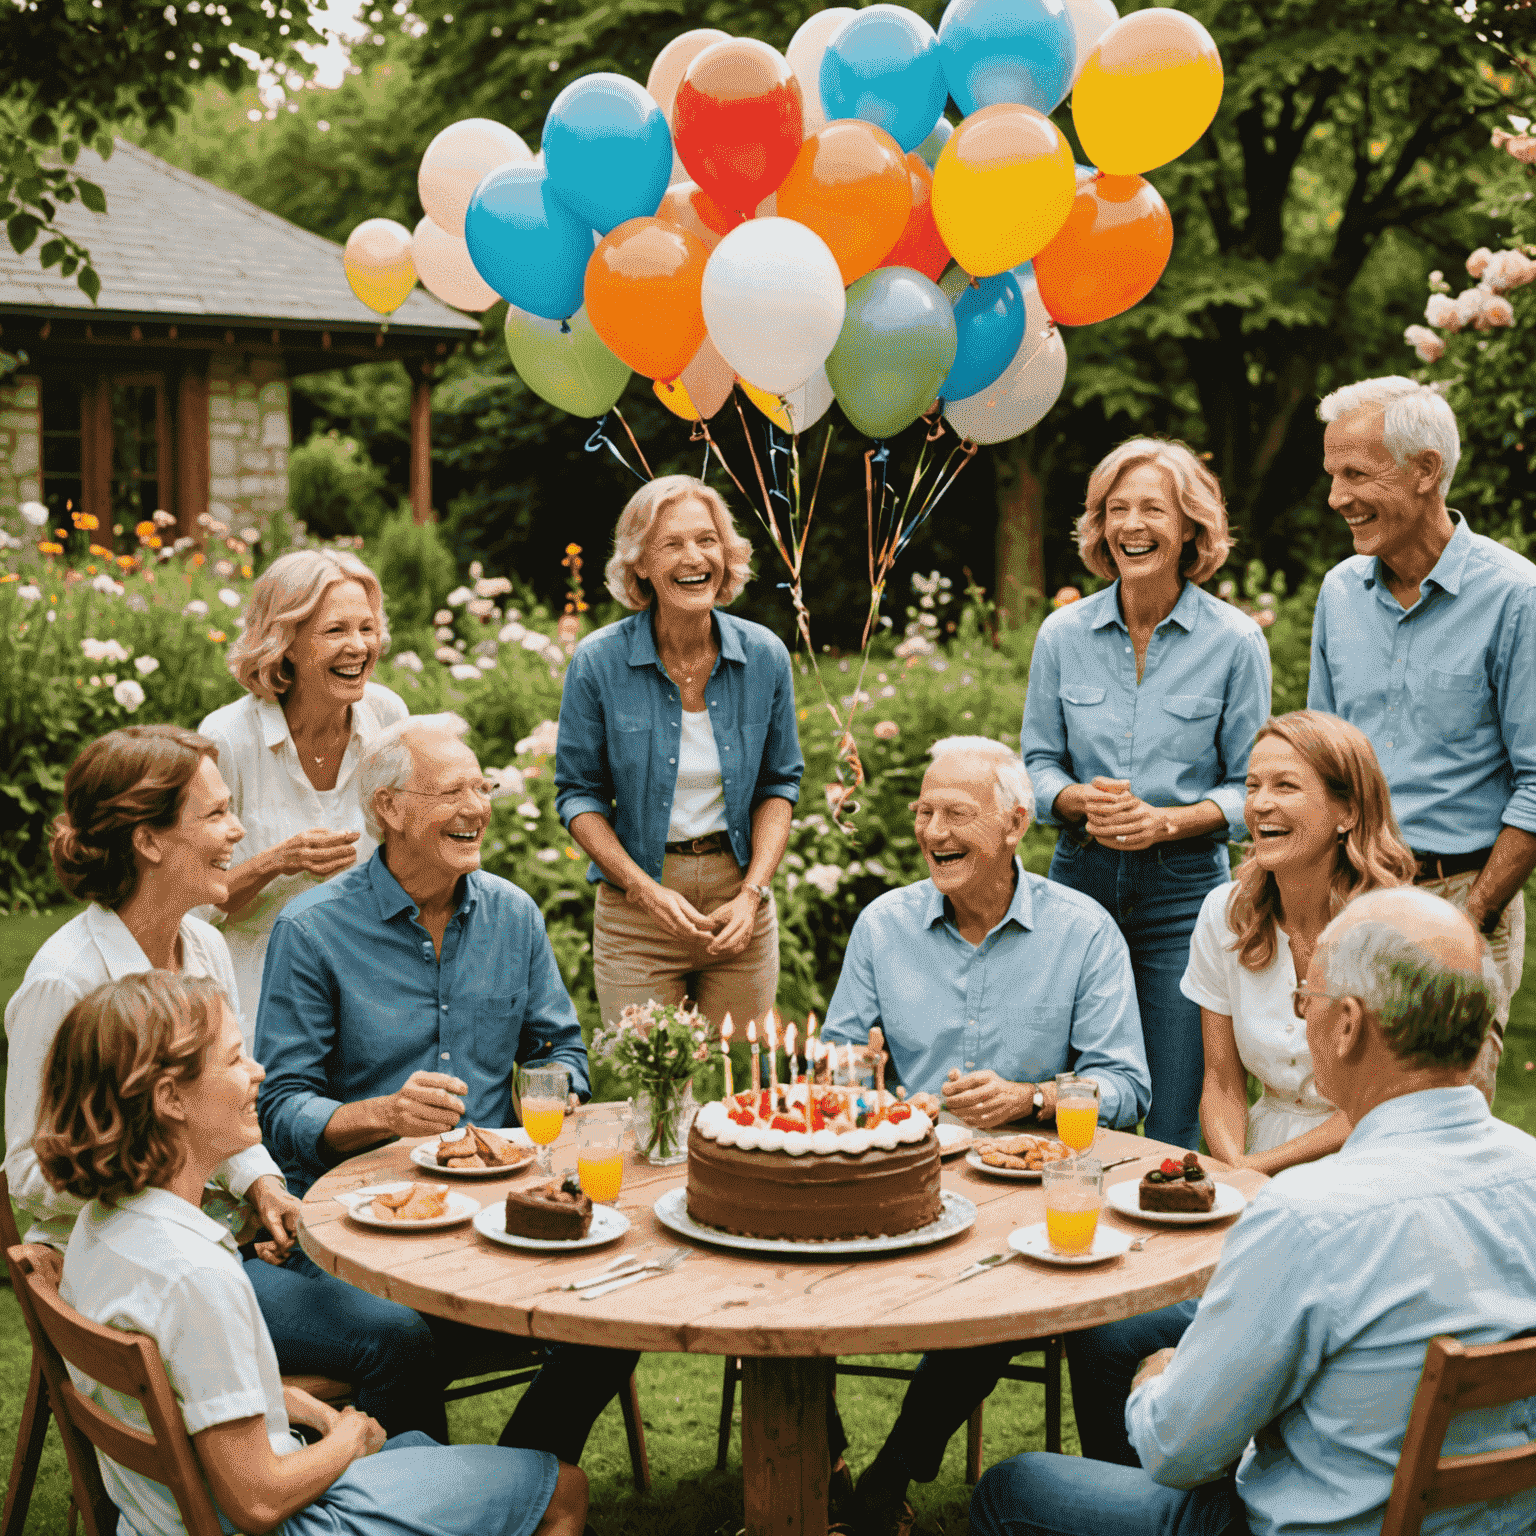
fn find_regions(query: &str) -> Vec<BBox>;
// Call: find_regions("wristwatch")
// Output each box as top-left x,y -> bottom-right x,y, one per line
743,882 -> 772,904
1029,1085 -> 1044,1117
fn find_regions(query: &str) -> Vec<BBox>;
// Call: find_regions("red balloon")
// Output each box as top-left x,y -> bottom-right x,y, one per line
879,153 -> 950,283
655,180 -> 743,252
585,217 -> 709,382
673,38 -> 804,217
1034,170 -> 1173,326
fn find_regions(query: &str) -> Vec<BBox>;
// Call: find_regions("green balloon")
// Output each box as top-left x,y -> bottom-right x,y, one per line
826,268 -> 958,441
504,304 -> 630,417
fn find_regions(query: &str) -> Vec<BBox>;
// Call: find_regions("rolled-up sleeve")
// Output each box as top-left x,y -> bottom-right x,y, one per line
1068,918 -> 1151,1129
254,916 -> 344,1188
554,650 -> 614,829
516,913 -> 591,1101
752,640 -> 804,807
1495,589 -> 1536,834
1021,623 -> 1074,826
821,918 -> 880,1049
1209,629 -> 1272,842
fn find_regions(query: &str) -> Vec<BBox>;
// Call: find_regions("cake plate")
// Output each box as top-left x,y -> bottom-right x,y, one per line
651,1187 -> 976,1257
472,1203 -> 631,1251
1105,1181 -> 1248,1225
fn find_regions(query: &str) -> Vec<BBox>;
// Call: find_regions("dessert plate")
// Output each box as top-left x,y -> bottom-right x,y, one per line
410,1128 -> 536,1178
1008,1221 -> 1132,1267
964,1149 -> 1041,1182
472,1203 -> 630,1251
1105,1181 -> 1248,1225
339,1183 -> 480,1231
651,1187 -> 977,1257
935,1124 -> 974,1159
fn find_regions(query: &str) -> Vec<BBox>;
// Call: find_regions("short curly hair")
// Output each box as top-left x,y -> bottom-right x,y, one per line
226,548 -> 390,700
604,475 -> 754,610
1076,438 -> 1232,586
33,972 -> 227,1208
50,726 -> 219,909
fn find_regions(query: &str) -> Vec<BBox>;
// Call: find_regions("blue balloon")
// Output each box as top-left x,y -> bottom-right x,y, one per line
941,270 -> 1025,402
465,164 -> 591,321
543,73 -> 672,236
819,5 -> 947,154
938,0 -> 1076,116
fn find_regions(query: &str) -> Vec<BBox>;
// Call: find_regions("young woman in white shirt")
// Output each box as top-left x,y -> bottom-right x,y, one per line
36,971 -> 585,1536
199,550 -> 408,1041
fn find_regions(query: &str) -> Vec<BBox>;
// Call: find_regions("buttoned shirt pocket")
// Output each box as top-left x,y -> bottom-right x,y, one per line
1060,685 -> 1107,709
467,991 -> 526,1085
1422,668 -> 1494,729
613,712 -> 649,752
991,1002 -> 1072,1082
1162,692 -> 1224,749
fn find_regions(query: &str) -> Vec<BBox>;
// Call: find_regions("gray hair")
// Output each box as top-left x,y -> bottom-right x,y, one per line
1317,916 -> 1498,1069
1317,376 -> 1461,498
928,736 -> 1034,822
357,712 -> 469,841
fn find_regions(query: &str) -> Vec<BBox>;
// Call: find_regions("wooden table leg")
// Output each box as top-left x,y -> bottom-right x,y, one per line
740,1356 -> 832,1536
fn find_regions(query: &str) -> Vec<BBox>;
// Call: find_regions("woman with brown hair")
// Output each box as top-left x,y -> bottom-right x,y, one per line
38,971 -> 585,1536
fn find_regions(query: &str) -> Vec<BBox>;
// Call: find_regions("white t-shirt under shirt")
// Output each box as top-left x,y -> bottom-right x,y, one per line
1179,880 -> 1336,1154
666,708 -> 729,842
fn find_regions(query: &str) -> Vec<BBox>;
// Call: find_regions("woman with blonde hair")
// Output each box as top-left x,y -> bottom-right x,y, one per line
1021,437 -> 1272,1148
200,548 -> 407,1040
555,474 -> 803,1033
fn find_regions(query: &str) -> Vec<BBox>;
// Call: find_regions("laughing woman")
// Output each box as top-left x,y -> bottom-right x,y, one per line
1021,439 -> 1272,1149
555,475 -> 803,1032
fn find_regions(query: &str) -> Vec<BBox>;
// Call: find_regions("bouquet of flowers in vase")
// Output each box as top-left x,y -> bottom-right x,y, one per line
589,999 -> 719,1163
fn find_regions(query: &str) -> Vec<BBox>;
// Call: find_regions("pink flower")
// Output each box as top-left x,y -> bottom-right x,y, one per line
1404,325 -> 1445,364
1424,294 -> 1462,332
1482,249 -> 1536,294
873,720 -> 900,739
1052,586 -> 1081,608
1466,247 -> 1492,280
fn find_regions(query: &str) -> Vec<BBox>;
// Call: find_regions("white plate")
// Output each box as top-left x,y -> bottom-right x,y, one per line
935,1124 -> 974,1159
652,1186 -> 977,1257
410,1128 -> 536,1178
340,1183 -> 480,1231
1008,1220 -> 1132,1267
1105,1179 -> 1248,1225
472,1201 -> 630,1251
965,1148 -> 1040,1182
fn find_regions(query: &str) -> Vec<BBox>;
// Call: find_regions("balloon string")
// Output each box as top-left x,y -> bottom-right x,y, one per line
584,414 -> 648,484
765,424 -> 790,507
612,409 -> 653,479
893,440 -> 979,560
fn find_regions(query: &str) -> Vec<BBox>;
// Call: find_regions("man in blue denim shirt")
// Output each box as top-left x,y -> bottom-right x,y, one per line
255,714 -> 636,1465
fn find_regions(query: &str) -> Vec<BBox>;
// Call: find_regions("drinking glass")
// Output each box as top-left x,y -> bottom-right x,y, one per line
521,1065 -> 570,1177
1054,1074 -> 1100,1161
577,1109 -> 626,1204
1043,1155 -> 1104,1256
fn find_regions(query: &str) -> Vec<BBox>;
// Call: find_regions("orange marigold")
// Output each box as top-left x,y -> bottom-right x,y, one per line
38,541 -> 63,555
135,520 -> 156,539
192,552 -> 206,567
71,511 -> 99,531
0,572 -> 18,584
115,555 -> 137,570
89,544 -> 113,558
208,629 -> 227,643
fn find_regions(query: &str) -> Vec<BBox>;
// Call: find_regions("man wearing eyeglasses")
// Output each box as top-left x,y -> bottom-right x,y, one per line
252,712 -> 637,1466
822,736 -> 1150,1535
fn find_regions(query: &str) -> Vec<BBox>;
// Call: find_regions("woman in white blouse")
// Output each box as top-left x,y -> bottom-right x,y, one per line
200,550 -> 407,1041
1182,709 -> 1417,1173
38,971 -> 586,1536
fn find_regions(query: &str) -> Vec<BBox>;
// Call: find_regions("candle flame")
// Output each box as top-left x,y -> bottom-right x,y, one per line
765,1009 -> 778,1049
721,1013 -> 734,1041
806,1012 -> 818,1041
784,1023 -> 797,1055
747,1019 -> 757,1043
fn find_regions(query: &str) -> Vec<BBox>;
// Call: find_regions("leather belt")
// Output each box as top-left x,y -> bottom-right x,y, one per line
1411,846 -> 1495,884
664,832 -> 730,856
1066,829 -> 1215,856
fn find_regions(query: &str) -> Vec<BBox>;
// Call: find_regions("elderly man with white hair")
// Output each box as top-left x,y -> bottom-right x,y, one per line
822,736 -> 1150,1535
254,713 -> 638,1464
970,884 -> 1536,1536
1310,376 -> 1536,1095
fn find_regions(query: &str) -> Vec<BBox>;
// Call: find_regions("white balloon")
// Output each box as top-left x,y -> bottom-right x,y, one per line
418,118 -> 533,239
786,7 -> 856,136
944,268 -> 1066,444
1063,0 -> 1119,83
410,215 -> 499,312
703,219 -> 846,396
784,368 -> 835,433
646,28 -> 731,122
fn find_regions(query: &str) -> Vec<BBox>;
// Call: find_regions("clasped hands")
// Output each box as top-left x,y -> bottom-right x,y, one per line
941,1068 -> 1057,1130
1081,777 -> 1176,852
630,879 -> 761,957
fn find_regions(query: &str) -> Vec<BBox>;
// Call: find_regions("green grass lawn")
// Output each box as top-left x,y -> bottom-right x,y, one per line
3,897 -> 1534,1535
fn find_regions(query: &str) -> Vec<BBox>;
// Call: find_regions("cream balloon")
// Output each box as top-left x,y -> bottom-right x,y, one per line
943,301 -> 1066,444
784,367 -> 835,433
1063,0 -> 1119,82
702,218 -> 846,395
786,7 -> 857,135
419,118 -> 533,239
410,215 -> 499,312
646,28 -> 731,121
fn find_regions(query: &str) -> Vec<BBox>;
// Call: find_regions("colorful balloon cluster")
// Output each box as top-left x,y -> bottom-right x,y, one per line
342,1 -> 1222,447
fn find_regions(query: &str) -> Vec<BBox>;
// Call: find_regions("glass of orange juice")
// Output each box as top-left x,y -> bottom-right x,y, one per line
1054,1074 -> 1100,1162
521,1065 -> 570,1177
1043,1155 -> 1103,1256
577,1110 -> 626,1205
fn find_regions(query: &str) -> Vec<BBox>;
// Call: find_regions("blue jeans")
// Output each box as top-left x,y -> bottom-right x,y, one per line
970,1454 -> 1250,1536
1048,838 -> 1229,1149
1064,1302 -> 1197,1466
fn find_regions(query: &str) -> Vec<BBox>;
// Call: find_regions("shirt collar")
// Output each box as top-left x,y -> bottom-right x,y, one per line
1363,513 -> 1472,597
121,1186 -> 240,1254
1088,580 -> 1199,634
366,846 -> 481,923
82,903 -> 156,979
626,610 -> 745,669
1344,1083 -> 1490,1148
257,694 -> 291,749
922,857 -> 1035,934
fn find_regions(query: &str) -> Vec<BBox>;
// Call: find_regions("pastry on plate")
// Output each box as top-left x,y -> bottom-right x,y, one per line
977,1134 -> 1070,1171
371,1184 -> 450,1222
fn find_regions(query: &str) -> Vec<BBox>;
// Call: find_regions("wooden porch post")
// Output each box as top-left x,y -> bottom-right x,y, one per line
410,363 -> 433,524
79,377 -> 112,527
174,362 -> 209,538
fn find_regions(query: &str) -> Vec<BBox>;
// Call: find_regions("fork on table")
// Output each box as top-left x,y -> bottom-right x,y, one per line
578,1249 -> 689,1299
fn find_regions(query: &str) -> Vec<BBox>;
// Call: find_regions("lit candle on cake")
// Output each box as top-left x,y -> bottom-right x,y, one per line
869,1026 -> 887,1105
720,1013 -> 734,1101
804,1013 -> 818,1084
784,1022 -> 798,1099
765,1011 -> 779,1107
844,1042 -> 855,1088
748,1019 -> 760,1094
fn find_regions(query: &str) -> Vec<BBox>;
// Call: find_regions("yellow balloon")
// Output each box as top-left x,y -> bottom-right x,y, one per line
654,377 -> 703,421
344,218 -> 417,316
737,377 -> 793,432
931,105 -> 1075,278
1073,9 -> 1223,177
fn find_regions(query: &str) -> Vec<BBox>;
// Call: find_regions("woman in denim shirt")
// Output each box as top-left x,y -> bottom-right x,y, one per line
1021,440 -> 1272,1148
556,476 -> 803,1032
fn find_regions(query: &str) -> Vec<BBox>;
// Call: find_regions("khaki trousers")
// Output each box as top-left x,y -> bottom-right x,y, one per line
593,849 -> 780,1030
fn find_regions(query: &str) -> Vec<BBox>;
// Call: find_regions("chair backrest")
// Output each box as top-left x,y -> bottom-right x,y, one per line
1380,1332 -> 1536,1536
4,1242 -> 229,1536
0,1168 -> 23,1254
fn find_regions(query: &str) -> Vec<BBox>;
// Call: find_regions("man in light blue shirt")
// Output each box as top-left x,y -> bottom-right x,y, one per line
971,886 -> 1536,1536
1309,376 -> 1536,1081
823,737 -> 1149,1532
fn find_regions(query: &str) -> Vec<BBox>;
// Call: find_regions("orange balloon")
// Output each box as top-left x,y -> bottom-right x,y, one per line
1034,170 -> 1173,326
878,153 -> 950,283
776,120 -> 911,285
585,218 -> 709,382
655,180 -> 743,252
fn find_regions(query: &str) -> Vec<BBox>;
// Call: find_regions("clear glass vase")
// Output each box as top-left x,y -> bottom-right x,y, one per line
634,1080 -> 698,1166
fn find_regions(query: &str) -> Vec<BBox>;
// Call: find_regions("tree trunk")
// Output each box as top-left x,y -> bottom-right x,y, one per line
994,436 -> 1048,628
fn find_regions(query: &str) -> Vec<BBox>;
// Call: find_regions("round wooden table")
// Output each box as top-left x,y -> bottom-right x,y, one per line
299,1120 -> 1266,1536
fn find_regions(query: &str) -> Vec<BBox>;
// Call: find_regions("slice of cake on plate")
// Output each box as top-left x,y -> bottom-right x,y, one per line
1139,1152 -> 1216,1213
505,1175 -> 593,1240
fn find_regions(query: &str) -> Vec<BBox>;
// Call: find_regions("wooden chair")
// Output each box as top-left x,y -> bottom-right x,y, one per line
714,1339 -> 1063,1482
1380,1332 -> 1536,1536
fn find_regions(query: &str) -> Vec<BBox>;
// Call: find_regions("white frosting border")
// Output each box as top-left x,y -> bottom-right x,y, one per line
695,1097 -> 932,1155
